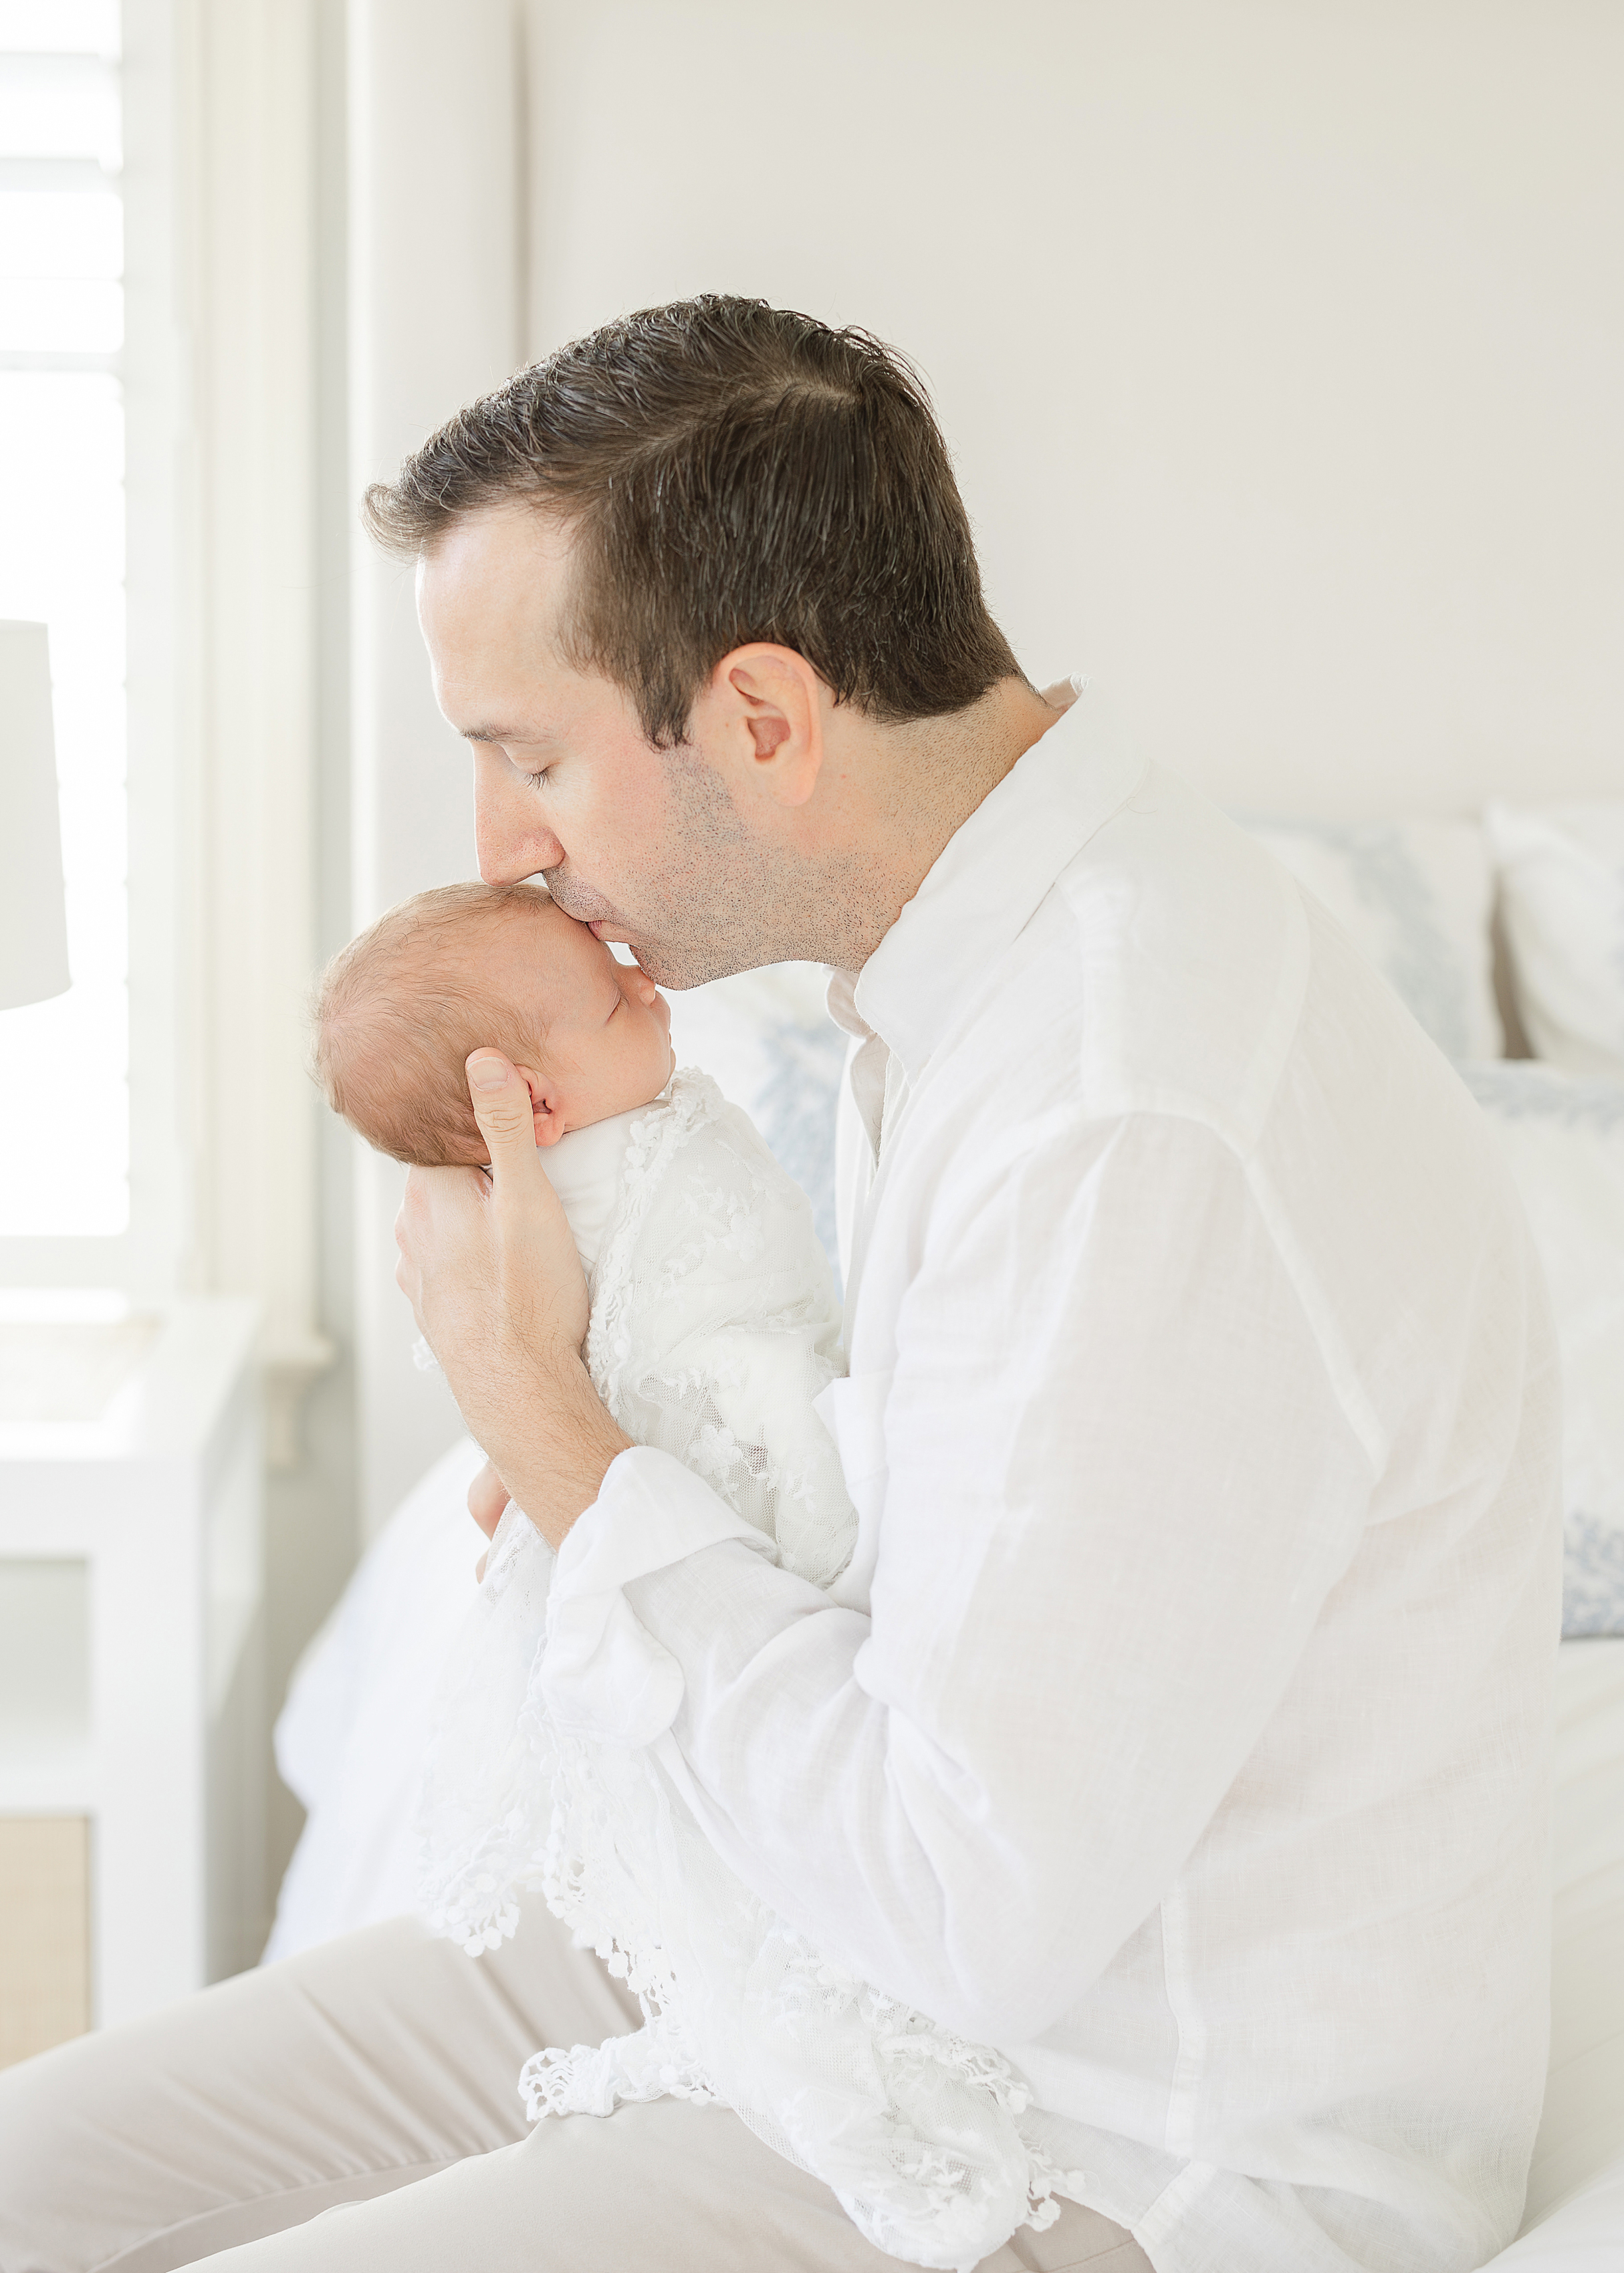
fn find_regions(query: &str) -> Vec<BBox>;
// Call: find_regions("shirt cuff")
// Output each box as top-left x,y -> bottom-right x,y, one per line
540,1445 -> 778,1747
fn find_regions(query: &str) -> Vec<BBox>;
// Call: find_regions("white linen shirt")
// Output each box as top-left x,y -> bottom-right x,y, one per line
546,685 -> 1562,2273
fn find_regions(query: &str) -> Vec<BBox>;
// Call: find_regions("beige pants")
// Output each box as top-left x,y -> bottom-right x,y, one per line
0,1900 -> 1151,2273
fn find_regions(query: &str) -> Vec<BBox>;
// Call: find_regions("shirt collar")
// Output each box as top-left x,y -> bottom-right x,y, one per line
831,680 -> 1147,1078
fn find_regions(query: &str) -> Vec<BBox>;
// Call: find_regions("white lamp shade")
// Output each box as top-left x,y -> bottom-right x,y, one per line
0,621 -> 71,1012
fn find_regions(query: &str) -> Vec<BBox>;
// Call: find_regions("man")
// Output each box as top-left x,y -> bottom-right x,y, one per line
0,297 -> 1558,2273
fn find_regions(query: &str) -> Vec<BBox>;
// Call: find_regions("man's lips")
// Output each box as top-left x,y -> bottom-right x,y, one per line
542,878 -> 621,937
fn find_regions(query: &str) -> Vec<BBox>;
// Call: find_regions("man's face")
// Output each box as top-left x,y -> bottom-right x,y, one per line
417,505 -> 760,989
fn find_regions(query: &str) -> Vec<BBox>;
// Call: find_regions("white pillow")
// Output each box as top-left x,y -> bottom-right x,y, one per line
1460,1065 -> 1624,1638
1486,803 -> 1624,1080
665,961 -> 846,1273
1237,816 -> 1502,1060
264,1433 -> 487,1961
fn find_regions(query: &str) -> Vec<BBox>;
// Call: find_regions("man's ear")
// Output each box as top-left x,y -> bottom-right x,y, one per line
705,642 -> 826,810
513,1064 -> 566,1147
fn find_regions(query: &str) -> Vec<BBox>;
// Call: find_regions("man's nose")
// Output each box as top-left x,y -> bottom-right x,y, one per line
477,836 -> 562,888
474,770 -> 563,884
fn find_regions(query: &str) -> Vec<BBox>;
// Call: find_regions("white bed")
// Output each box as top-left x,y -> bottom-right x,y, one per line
271,796 -> 1624,2267
1494,1638 -> 1624,2266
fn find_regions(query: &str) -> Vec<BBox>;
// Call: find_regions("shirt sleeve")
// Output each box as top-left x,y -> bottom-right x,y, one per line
546,1112 -> 1375,2044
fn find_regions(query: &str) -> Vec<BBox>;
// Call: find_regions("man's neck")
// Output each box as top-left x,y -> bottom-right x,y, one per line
804,675 -> 1074,973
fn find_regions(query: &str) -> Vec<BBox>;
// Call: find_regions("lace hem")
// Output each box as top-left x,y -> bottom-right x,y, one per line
514,1861 -> 1089,2272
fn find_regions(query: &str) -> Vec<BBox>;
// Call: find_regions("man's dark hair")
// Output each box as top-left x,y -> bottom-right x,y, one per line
362,295 -> 1022,747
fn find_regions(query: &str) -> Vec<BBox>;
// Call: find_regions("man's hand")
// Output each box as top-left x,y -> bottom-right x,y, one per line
394,1050 -> 630,1548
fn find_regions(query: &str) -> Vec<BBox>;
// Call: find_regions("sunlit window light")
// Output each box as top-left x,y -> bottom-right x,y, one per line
0,0 -> 126,1236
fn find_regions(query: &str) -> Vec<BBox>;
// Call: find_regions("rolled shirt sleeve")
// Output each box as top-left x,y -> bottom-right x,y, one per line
540,1451 -> 780,1749
542,1112 -> 1375,2044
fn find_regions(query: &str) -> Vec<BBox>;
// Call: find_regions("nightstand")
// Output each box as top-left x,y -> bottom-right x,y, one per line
0,1297 -> 263,2061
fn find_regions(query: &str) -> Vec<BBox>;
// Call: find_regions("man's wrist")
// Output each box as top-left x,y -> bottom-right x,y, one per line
485,1349 -> 631,1552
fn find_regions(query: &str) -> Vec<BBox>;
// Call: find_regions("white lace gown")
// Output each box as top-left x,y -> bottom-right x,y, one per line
417,1071 -> 1084,2270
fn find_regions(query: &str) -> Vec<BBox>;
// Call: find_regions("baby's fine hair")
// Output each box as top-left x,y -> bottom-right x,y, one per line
312,880 -> 555,1167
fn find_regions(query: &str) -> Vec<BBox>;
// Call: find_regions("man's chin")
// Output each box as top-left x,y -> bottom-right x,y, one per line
556,898 -> 763,989
632,943 -> 780,991
625,944 -> 700,989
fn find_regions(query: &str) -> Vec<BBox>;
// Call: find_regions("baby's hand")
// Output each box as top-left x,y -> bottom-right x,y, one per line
468,1457 -> 510,1540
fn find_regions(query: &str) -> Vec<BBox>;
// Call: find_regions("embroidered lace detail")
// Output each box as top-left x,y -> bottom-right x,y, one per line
414,1501 -> 556,1954
586,1071 -> 717,1415
418,1069 -> 1080,2267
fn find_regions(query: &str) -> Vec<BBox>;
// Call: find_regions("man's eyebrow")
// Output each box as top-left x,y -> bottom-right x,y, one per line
459,723 -> 534,746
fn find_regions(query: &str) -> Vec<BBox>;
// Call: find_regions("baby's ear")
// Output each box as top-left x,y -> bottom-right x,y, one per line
514,1064 -> 564,1149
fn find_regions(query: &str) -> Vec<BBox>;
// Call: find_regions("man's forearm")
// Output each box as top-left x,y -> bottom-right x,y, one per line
469,1350 -> 631,1550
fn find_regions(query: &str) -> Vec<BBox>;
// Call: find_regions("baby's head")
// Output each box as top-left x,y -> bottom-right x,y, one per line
314,881 -> 673,1166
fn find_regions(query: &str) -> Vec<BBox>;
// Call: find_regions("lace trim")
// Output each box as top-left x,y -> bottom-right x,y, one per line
415,1504 -> 556,1955
515,1877 -> 1090,2271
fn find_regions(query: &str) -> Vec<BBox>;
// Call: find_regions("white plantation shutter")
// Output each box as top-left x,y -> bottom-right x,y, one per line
0,1 -> 126,1235
0,0 -> 338,1463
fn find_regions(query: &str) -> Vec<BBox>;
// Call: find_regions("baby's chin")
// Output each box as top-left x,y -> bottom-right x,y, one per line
565,1073 -> 674,1134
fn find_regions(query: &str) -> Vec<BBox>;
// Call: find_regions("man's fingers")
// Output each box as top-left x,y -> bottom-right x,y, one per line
395,1163 -> 489,1333
466,1051 -> 536,1179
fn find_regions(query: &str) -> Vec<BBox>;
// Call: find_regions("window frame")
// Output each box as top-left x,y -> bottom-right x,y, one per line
0,0 -> 189,1300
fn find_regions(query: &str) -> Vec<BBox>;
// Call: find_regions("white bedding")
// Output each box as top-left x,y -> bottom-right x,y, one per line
1492,1637 -> 1624,2265
264,1434 -> 486,1962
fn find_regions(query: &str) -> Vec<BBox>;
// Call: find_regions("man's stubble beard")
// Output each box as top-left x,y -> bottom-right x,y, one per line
549,733 -> 875,988
536,736 -> 750,987
605,738 -> 864,989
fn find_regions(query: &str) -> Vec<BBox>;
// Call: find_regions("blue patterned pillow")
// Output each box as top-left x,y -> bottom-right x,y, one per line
663,964 -> 845,1276
1238,816 -> 1502,1060
1462,1064 -> 1624,1637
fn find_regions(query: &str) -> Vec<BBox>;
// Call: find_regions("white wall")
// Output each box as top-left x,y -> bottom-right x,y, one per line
348,0 -> 524,1532
524,0 -> 1623,818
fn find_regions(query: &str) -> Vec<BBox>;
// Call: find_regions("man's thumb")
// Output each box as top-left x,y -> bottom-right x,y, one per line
465,1051 -> 536,1166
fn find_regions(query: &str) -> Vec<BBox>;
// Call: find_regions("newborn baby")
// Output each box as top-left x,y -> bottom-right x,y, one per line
314,882 -> 1082,2272
314,876 -> 678,1172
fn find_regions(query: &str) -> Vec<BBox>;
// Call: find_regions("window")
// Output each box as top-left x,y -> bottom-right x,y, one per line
0,0 -> 128,1238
